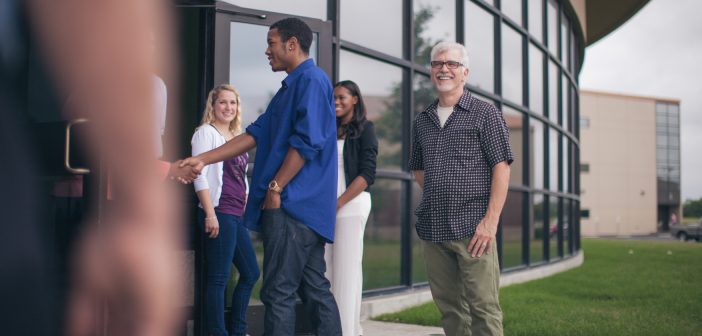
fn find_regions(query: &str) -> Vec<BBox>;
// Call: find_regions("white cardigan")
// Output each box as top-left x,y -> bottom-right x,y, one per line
191,124 -> 248,208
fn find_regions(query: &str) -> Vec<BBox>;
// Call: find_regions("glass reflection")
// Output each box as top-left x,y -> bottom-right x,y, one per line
528,0 -> 544,43
341,0 -> 402,58
411,182 -> 427,284
564,199 -> 571,255
549,128 -> 559,190
562,74 -> 569,130
222,0 -> 326,20
562,137 -> 570,192
465,1 -> 495,93
414,0 -> 455,66
340,51 -> 403,170
531,193 -> 545,264
547,0 -> 558,56
229,22 -> 317,129
364,179 -> 403,290
549,196 -> 559,260
502,191 -> 524,269
529,118 -> 544,190
529,44 -> 544,115
561,13 -> 569,63
501,0 -> 522,26
503,106 -> 524,186
501,24 -> 523,105
414,74 -> 435,118
548,60 -> 559,124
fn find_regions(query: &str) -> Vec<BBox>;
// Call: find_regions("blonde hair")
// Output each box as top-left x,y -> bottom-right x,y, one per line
200,84 -> 242,135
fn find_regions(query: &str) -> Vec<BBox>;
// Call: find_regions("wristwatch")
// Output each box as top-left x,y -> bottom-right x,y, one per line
268,180 -> 283,193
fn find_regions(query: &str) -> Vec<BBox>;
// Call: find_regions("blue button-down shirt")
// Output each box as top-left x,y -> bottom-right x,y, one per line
244,59 -> 337,242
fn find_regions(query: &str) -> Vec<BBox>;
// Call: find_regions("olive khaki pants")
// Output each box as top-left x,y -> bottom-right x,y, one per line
422,238 -> 503,336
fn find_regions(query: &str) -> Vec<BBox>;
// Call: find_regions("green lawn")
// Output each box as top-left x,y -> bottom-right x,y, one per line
376,239 -> 702,335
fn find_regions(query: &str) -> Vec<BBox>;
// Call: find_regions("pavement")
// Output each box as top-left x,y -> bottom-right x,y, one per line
360,320 -> 445,336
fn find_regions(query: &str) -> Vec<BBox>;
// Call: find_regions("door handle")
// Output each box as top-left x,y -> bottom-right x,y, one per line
65,118 -> 90,174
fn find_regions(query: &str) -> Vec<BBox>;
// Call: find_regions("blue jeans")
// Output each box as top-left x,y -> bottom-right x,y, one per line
199,209 -> 261,336
259,208 -> 341,336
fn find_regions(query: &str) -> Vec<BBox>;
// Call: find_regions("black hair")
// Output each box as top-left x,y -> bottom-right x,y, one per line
335,80 -> 367,139
270,18 -> 312,55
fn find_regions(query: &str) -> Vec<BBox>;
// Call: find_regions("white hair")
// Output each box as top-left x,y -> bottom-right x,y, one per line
430,41 -> 470,70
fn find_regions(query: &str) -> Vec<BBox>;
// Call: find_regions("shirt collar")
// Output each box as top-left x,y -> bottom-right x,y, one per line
281,58 -> 315,88
425,88 -> 473,114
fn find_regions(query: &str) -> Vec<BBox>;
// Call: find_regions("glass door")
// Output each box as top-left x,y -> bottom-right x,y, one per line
22,40 -> 104,335
187,3 -> 332,335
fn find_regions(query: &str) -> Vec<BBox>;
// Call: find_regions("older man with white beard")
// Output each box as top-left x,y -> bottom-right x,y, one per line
409,41 -> 513,336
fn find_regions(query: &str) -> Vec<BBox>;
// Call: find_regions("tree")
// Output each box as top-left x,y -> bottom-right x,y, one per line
683,197 -> 702,218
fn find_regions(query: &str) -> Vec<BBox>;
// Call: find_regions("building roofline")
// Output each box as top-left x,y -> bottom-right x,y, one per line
585,0 -> 651,46
580,88 -> 680,104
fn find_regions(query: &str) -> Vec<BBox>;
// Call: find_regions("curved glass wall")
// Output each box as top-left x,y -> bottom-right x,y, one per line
225,0 -> 583,290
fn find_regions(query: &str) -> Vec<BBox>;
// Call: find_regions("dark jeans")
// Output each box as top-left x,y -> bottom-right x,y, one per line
199,209 -> 261,336
259,208 -> 341,336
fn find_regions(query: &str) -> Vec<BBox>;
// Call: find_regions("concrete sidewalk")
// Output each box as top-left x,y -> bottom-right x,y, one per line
360,320 -> 444,336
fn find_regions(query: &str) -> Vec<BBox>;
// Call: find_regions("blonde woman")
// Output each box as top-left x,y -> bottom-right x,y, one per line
192,84 -> 259,336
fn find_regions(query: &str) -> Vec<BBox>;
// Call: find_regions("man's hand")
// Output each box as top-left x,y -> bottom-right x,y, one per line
175,157 -> 205,184
167,160 -> 198,184
468,217 -> 498,258
262,190 -> 281,209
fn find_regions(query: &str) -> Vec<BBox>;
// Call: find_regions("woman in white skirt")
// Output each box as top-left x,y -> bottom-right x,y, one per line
326,80 -> 378,336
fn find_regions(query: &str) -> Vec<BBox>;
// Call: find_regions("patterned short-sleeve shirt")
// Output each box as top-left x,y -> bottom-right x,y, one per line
409,89 -> 513,242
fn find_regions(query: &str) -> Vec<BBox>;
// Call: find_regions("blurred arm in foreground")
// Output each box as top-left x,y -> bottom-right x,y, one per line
27,0 -> 183,335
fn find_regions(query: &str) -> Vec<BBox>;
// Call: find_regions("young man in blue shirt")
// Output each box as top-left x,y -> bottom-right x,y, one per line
180,18 -> 341,336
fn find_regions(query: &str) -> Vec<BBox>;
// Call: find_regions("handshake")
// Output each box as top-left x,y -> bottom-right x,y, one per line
167,157 -> 206,184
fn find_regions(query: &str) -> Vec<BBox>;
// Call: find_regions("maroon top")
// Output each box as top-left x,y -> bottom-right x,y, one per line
216,152 -> 248,216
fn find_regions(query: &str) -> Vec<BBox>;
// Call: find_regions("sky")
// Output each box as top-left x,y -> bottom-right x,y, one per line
579,0 -> 702,202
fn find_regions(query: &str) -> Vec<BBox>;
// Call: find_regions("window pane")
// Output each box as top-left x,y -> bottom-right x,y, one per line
657,134 -> 668,147
340,51 -> 403,170
531,193 -> 545,263
501,24 -> 523,105
549,196 -> 559,260
502,191 -> 525,269
561,74 -> 569,130
230,22 -> 288,128
562,136 -> 570,192
529,43 -> 544,115
570,30 -> 576,73
529,118 -> 545,189
564,199 -> 572,255
503,106 -> 524,186
501,0 -> 523,26
229,22 -> 318,161
341,0 -> 402,57
560,13 -> 568,61
571,85 -> 577,130
548,60 -> 559,123
364,179 -> 403,290
546,0 -> 558,56
465,1 -> 495,93
414,74 -> 435,118
549,128 -> 559,190
528,0 -> 544,43
222,0 -> 326,20
411,182 -> 427,284
579,116 -> 590,129
414,0 -> 456,66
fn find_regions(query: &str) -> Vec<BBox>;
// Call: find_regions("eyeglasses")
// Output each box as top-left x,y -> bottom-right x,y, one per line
430,60 -> 463,69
